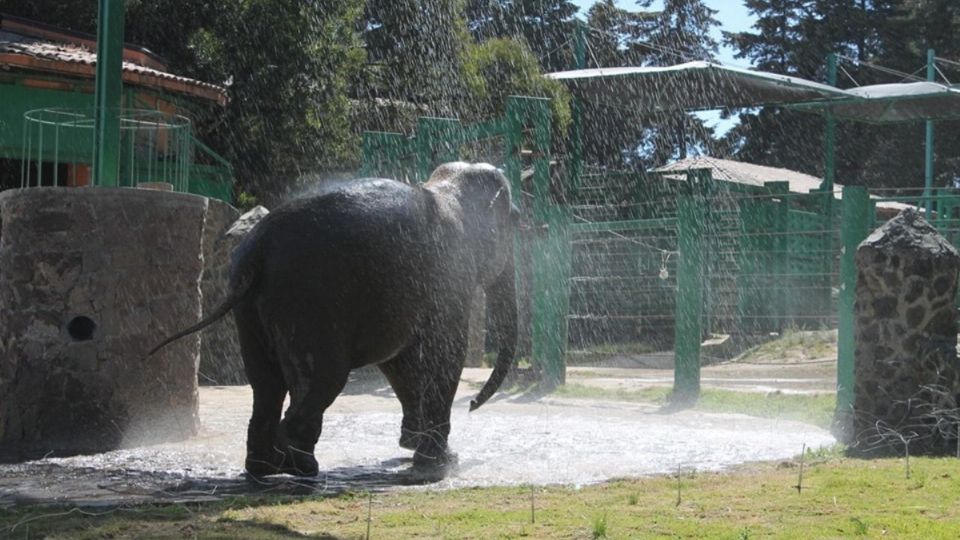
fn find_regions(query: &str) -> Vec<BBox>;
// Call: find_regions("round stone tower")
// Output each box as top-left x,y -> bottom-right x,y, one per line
0,187 -> 210,460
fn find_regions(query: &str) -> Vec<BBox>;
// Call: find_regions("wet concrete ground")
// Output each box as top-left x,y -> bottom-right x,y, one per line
0,367 -> 835,507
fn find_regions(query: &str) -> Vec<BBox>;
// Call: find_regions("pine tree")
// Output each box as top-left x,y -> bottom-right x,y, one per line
723,0 -> 960,189
362,0 -> 473,119
464,0 -> 579,71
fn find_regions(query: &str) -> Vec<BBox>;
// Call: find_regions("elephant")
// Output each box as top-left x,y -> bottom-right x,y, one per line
151,162 -> 519,477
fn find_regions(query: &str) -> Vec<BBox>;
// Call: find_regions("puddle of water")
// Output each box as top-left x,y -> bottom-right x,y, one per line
0,385 -> 834,506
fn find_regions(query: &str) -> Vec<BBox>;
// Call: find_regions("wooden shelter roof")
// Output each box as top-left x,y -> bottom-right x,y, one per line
0,14 -> 227,106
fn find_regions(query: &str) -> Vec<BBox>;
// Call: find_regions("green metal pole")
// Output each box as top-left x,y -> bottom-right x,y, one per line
515,96 -> 567,387
93,0 -> 124,187
822,53 -> 838,191
417,117 -> 461,181
821,53 -> 839,330
504,98 -> 523,204
673,171 -> 706,403
360,132 -> 378,177
925,48 -> 936,219
836,185 -> 869,440
766,181 -> 790,332
571,19 -> 586,192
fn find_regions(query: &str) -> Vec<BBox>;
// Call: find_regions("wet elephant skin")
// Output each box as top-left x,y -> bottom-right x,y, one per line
227,163 -> 519,477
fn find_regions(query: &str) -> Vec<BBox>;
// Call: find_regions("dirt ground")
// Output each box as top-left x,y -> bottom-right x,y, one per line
0,363 -> 835,508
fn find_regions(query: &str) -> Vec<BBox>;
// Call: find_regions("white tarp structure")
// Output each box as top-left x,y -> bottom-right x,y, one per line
548,62 -> 960,122
547,61 -> 851,111
793,81 -> 960,123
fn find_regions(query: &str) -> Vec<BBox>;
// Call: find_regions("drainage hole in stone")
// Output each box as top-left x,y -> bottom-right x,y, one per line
67,316 -> 96,341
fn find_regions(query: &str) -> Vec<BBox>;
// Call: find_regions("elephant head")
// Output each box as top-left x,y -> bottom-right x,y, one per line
424,163 -> 518,411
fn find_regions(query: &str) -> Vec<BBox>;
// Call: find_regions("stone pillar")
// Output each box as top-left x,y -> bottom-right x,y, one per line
198,200 -> 241,385
197,205 -> 268,385
853,208 -> 960,455
0,187 -> 208,461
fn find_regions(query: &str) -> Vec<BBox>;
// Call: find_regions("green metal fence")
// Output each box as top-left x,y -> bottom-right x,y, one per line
364,105 -> 941,411
361,96 -> 570,386
563,170 -> 841,402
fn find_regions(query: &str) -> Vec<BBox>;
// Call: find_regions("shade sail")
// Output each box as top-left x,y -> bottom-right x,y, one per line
789,81 -> 960,123
547,61 -> 851,112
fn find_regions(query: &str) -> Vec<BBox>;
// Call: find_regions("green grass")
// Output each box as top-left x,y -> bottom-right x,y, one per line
554,384 -> 835,429
738,328 -> 837,363
5,457 -> 960,538
566,341 -> 659,365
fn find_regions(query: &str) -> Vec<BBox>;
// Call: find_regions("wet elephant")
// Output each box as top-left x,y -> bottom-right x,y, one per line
151,162 -> 519,477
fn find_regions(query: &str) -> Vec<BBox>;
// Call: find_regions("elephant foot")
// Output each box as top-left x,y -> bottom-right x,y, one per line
399,428 -> 422,451
413,444 -> 458,470
244,445 -> 318,478
280,444 -> 319,476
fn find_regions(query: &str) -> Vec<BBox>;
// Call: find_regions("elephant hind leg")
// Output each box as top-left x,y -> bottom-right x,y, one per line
236,306 -> 288,478
275,338 -> 351,477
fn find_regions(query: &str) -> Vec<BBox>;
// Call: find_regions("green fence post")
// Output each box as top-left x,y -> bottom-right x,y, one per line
925,48 -> 936,219
417,117 -> 461,181
93,0 -> 124,187
737,197 -> 763,334
360,131 -> 376,177
766,181 -> 790,332
570,19 -> 586,193
836,185 -> 870,439
504,98 -> 523,204
674,170 -> 707,402
514,96 -> 568,388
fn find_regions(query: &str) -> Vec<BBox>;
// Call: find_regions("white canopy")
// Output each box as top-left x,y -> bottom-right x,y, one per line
548,62 -> 960,122
792,81 -> 960,123
547,61 -> 850,112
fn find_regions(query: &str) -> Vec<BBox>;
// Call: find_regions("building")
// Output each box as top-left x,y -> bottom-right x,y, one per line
0,14 -> 232,202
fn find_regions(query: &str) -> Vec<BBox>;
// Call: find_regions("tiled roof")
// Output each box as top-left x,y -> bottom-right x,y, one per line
0,29 -> 227,106
655,156 -> 835,195
655,156 -> 913,212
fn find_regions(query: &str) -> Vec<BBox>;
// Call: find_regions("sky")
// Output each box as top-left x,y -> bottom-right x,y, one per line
569,0 -> 760,135
570,0 -> 757,66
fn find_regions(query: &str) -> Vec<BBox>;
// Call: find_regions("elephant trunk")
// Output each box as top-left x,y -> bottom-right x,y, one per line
469,258 -> 517,411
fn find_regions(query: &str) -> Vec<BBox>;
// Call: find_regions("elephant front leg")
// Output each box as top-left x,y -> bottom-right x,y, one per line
412,323 -> 468,470
379,346 -> 427,451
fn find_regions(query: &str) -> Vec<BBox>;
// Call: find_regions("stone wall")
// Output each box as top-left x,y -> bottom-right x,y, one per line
852,209 -> 960,455
0,188 -> 209,460
197,205 -> 268,385
198,200 -> 242,384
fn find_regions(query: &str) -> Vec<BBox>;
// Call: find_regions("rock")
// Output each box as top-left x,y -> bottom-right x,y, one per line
197,201 -> 242,385
0,188 -> 208,461
226,205 -> 269,237
197,205 -> 269,385
850,208 -> 960,456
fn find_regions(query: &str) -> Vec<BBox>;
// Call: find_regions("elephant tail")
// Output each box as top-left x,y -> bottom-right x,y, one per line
147,270 -> 255,357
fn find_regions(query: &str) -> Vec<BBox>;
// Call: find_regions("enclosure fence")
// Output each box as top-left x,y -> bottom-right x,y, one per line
361,103 -> 960,413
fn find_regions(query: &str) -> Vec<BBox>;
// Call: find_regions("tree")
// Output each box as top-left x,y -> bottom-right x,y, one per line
2,0 -> 366,200
648,0 -> 720,64
462,37 -> 571,130
722,0 -> 960,189
361,0 -> 473,121
465,0 -> 580,72
185,0 -> 365,199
